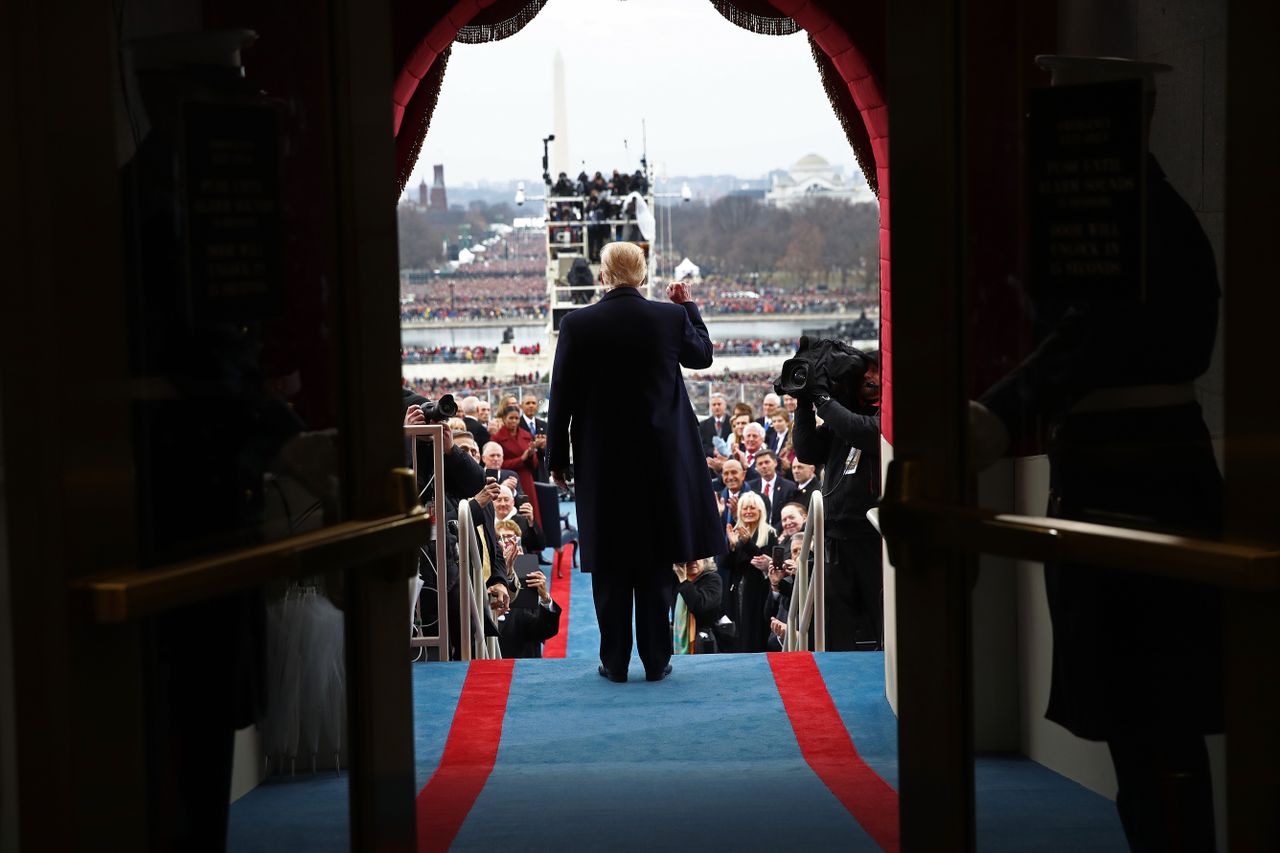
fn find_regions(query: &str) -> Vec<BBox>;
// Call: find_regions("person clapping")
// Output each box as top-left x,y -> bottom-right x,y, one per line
493,520 -> 561,658
672,558 -> 725,655
723,492 -> 778,653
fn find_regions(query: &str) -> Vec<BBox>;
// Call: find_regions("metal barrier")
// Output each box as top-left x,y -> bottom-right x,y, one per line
406,424 -> 450,661
784,490 -> 827,652
456,499 -> 500,660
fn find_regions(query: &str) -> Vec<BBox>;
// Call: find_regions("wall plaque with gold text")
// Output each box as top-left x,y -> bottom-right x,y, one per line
180,100 -> 284,321
1028,80 -> 1145,304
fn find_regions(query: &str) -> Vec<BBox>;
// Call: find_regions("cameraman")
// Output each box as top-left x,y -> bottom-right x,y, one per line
789,345 -> 883,651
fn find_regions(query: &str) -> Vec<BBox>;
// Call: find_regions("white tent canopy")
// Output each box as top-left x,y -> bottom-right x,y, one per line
674,257 -> 701,280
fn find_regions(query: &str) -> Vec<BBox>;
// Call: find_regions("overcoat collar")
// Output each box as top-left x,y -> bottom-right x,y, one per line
600,285 -> 644,301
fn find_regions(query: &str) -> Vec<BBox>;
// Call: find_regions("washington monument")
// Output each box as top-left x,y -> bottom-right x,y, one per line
552,50 -> 570,177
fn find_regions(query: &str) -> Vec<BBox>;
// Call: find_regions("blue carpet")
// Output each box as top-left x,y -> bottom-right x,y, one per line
229,498 -> 1128,851
451,654 -> 878,852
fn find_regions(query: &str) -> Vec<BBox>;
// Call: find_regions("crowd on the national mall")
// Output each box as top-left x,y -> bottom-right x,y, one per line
399,277 -> 879,324
403,349 -> 883,660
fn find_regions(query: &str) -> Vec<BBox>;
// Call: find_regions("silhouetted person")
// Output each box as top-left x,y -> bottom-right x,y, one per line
972,56 -> 1222,852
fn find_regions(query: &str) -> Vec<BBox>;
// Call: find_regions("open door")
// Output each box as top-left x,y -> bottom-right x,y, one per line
2,0 -> 425,849
881,0 -> 1280,849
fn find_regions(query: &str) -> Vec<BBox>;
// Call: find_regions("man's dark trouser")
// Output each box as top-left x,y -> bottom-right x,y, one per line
592,563 -> 675,678
824,535 -> 883,651
1107,732 -> 1215,852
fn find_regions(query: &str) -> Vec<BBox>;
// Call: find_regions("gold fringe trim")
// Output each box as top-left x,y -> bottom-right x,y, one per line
809,35 -> 878,196
398,46 -> 451,196
709,0 -> 800,36
456,0 -> 549,44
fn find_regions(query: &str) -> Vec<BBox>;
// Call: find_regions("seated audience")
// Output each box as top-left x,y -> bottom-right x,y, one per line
493,519 -> 561,658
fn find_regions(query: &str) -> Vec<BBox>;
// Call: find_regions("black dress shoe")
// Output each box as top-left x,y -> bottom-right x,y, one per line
645,664 -> 673,682
598,664 -> 626,683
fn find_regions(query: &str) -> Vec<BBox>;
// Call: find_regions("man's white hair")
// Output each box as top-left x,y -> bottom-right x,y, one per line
763,393 -> 781,406
743,422 -> 766,437
710,392 -> 726,402
497,484 -> 514,499
482,441 -> 503,457
461,396 -> 481,415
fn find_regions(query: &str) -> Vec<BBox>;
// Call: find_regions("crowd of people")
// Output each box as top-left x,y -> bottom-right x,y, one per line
402,373 -> 543,398
400,344 -> 884,663
401,272 -> 546,323
712,337 -> 801,357
404,389 -> 561,660
401,345 -> 497,364
551,168 -> 649,199
399,282 -> 879,325
548,169 -> 652,261
695,279 -> 878,316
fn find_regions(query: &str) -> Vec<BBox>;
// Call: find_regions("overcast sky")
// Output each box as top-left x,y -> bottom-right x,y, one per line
410,0 -> 856,189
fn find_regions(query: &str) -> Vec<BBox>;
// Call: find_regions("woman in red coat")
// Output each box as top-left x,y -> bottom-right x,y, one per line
494,405 -> 544,528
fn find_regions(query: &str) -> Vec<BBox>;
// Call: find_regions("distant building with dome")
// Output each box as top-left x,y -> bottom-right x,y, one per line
764,153 -> 874,208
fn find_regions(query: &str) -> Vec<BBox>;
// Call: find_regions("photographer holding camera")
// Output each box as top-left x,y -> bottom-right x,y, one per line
783,339 -> 884,651
404,391 -> 509,658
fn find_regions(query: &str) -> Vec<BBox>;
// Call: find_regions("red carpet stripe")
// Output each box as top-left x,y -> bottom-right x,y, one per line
416,659 -> 515,852
769,652 -> 900,852
541,543 -> 574,659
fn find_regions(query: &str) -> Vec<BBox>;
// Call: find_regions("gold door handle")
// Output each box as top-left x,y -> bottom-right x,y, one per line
879,460 -> 1280,590
71,469 -> 432,623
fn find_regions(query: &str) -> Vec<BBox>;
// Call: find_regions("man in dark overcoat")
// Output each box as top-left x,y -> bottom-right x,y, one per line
548,241 -> 725,682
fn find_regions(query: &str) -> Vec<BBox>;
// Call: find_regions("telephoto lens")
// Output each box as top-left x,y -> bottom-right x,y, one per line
419,393 -> 458,422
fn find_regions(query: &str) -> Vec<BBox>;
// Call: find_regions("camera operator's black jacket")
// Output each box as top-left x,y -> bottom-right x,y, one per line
792,399 -> 880,540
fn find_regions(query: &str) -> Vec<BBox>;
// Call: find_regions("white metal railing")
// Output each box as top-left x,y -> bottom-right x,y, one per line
784,490 -> 826,652
406,424 -> 449,662
456,499 -> 501,660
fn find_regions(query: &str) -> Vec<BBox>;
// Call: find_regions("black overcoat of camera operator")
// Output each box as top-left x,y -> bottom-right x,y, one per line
787,340 -> 883,651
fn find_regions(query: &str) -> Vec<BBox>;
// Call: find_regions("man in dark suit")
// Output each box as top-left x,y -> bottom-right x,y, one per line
737,422 -> 767,485
548,242 -> 724,683
518,394 -> 550,481
753,450 -> 798,530
493,521 -> 562,658
480,441 -> 524,499
698,392 -> 733,456
756,392 -> 782,431
492,484 -> 545,557
460,395 -> 491,448
791,460 -> 819,507
712,459 -> 757,527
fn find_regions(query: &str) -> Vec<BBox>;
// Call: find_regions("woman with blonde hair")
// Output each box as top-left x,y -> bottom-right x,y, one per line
722,491 -> 777,652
